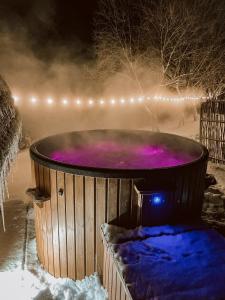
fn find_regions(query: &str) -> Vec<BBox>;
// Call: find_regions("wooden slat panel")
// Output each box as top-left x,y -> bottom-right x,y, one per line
119,179 -> 132,225
51,170 -> 60,277
116,271 -> 122,300
108,179 -> 118,223
33,161 -> 137,280
42,166 -> 50,270
57,171 -> 68,277
105,249 -> 110,291
33,162 -> 41,264
38,165 -> 44,192
121,284 -> 126,300
111,260 -> 117,300
103,241 -> 107,287
96,178 -> 107,275
102,230 -> 133,300
65,173 -> 76,279
75,175 -> 85,279
200,101 -> 225,164
38,165 -> 48,268
44,167 -> 54,275
85,176 -> 95,275
108,251 -> 113,298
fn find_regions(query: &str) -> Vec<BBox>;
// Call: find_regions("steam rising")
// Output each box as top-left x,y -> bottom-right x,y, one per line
0,0 -> 200,141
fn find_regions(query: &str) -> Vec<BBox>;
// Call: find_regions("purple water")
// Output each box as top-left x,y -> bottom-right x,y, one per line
50,140 -> 198,169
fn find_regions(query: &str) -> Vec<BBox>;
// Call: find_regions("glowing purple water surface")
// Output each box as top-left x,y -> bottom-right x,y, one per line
50,140 -> 197,169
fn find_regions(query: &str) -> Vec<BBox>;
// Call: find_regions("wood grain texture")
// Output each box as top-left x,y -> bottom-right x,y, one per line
75,175 -> 85,279
51,169 -> 60,277
200,101 -> 225,164
33,162 -> 137,279
96,178 -> 107,275
33,162 -> 42,264
57,171 -> 68,277
65,173 -> 76,279
85,176 -> 95,275
102,231 -> 133,300
32,157 -> 207,281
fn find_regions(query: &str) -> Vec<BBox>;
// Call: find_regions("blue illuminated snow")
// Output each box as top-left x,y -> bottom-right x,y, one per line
103,224 -> 225,300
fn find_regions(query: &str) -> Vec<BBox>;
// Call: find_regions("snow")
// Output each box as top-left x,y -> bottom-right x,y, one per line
100,153 -> 225,299
0,201 -> 108,300
3,117 -> 225,299
0,270 -> 107,300
102,223 -> 225,300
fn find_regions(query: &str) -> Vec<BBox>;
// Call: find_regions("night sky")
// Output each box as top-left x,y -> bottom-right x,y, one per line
0,0 -> 98,60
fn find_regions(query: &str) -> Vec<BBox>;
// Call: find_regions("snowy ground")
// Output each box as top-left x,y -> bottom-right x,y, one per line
102,223 -> 225,300
2,119 -> 225,299
0,201 -> 107,300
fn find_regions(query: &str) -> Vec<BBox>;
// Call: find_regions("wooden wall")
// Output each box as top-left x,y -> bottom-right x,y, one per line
102,229 -> 133,300
200,100 -> 225,164
32,161 -> 136,280
32,155 -> 207,280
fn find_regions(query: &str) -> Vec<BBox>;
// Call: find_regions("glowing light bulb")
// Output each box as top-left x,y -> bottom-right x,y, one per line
99,99 -> 105,105
76,99 -> 81,105
110,99 -> 116,105
88,99 -> 94,105
138,96 -> 143,102
31,97 -> 37,104
12,95 -> 20,103
62,98 -> 68,105
47,97 -> 53,105
152,195 -> 162,205
130,98 -> 134,103
120,98 -> 125,104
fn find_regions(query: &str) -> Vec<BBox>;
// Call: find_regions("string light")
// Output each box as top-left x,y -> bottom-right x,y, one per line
12,95 -> 20,103
12,93 -> 205,108
30,97 -> 37,104
76,99 -> 81,105
110,98 -> 116,105
88,99 -> 94,105
62,98 -> 68,105
47,97 -> 53,105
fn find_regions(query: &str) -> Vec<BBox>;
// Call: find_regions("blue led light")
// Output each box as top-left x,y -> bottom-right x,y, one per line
153,196 -> 161,204
151,194 -> 164,206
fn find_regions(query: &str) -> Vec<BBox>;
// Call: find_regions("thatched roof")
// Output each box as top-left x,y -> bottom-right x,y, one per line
0,76 -> 21,230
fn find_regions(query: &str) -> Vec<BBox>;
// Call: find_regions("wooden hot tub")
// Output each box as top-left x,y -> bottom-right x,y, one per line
29,130 -> 208,280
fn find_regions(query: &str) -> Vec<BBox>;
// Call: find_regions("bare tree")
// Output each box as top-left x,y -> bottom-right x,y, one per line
93,0 -> 161,129
94,0 -> 225,98
94,0 -> 146,94
141,0 -> 225,98
93,0 -> 225,129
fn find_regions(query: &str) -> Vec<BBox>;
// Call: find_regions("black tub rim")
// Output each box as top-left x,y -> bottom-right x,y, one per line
30,129 -> 209,178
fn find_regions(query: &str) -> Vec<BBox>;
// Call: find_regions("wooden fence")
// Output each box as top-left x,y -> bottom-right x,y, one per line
102,228 -> 133,300
200,100 -> 225,164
